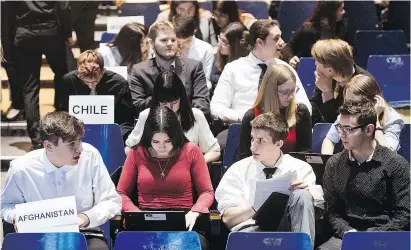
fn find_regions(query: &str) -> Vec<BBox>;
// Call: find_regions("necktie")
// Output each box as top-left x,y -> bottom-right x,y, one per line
90,88 -> 97,95
169,64 -> 175,72
258,63 -> 268,88
263,167 -> 277,179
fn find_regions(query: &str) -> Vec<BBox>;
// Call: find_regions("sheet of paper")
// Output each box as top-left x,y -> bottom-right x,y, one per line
252,170 -> 297,211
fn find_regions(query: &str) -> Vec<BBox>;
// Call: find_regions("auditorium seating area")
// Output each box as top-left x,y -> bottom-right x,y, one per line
1,1 -> 410,249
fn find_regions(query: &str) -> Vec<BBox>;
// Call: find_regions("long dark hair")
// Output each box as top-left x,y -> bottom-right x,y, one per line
107,22 -> 147,71
217,22 -> 249,72
212,0 -> 241,35
139,106 -> 189,151
306,1 -> 343,35
151,71 -> 196,132
168,1 -> 203,40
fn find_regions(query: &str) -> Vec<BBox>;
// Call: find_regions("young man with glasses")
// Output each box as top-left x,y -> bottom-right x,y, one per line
318,100 -> 410,250
1,111 -> 121,250
58,50 -> 135,142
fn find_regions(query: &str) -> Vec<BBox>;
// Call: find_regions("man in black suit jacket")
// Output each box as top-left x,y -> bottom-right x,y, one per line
128,20 -> 210,118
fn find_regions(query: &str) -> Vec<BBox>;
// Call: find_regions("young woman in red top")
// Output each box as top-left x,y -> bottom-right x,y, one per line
116,106 -> 214,248
238,64 -> 312,160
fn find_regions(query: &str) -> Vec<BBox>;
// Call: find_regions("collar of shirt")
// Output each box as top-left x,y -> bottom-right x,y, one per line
248,52 -> 264,66
348,140 -> 380,165
255,151 -> 284,177
42,150 -> 71,174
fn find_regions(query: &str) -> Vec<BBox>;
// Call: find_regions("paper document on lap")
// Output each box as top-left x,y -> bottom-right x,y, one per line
15,196 -> 79,233
250,171 -> 297,211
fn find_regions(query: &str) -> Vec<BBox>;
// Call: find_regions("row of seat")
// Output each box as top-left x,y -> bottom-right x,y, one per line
3,231 -> 410,250
297,53 -> 410,106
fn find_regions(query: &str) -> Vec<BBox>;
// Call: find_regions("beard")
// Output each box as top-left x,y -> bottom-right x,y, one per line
154,47 -> 176,61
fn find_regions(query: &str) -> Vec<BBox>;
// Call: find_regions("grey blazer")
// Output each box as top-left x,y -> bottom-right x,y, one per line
128,57 -> 210,118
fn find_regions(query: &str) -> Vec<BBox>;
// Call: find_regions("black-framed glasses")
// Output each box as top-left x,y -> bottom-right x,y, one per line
335,123 -> 367,135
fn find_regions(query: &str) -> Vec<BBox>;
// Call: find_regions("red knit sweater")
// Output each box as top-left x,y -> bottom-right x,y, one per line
117,142 -> 214,213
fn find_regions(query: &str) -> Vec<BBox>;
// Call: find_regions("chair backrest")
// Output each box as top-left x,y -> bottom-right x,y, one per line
2,233 -> 87,250
341,232 -> 410,250
236,1 -> 269,19
355,30 -> 408,68
312,123 -> 333,153
277,1 -> 316,42
82,124 -> 126,175
398,124 -> 410,161
100,32 -> 116,43
223,123 -> 242,172
119,2 -> 160,28
367,55 -> 410,89
114,231 -> 201,250
343,1 -> 378,45
199,1 -> 212,12
382,84 -> 411,108
297,57 -> 316,97
226,232 -> 312,250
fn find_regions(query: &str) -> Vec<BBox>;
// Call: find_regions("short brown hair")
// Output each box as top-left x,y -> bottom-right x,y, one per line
77,50 -> 104,79
311,39 -> 354,78
148,20 -> 175,41
40,111 -> 85,145
251,112 -> 289,143
173,15 -> 196,38
247,19 -> 280,48
339,100 -> 377,136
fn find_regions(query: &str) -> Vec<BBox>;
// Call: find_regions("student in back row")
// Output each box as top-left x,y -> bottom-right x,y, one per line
129,20 -> 210,119
318,100 -> 409,250
58,50 -> 135,141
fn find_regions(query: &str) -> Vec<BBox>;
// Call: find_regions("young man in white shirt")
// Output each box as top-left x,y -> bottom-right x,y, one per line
1,111 -> 121,250
173,15 -> 214,91
215,112 -> 321,247
211,19 -> 311,125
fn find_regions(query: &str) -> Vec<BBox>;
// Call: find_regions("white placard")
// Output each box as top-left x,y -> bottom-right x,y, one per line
105,66 -> 128,80
107,16 -> 145,33
15,196 -> 78,233
69,95 -> 115,124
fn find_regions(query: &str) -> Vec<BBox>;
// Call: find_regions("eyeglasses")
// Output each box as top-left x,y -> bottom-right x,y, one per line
160,99 -> 179,106
278,87 -> 298,98
335,123 -> 367,135
218,35 -> 229,46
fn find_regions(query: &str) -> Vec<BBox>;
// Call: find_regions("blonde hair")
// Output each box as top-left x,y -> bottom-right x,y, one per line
253,64 -> 297,127
344,74 -> 389,127
148,20 -> 175,41
77,50 -> 104,79
311,39 -> 354,79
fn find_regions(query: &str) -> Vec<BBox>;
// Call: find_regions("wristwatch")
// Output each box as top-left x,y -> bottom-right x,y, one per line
376,127 -> 384,131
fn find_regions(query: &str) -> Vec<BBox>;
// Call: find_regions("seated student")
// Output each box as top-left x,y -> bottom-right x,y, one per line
215,112 -> 321,247
98,22 -> 148,72
59,50 -> 135,141
156,1 -> 217,46
211,20 -> 311,149
129,20 -> 210,119
125,71 -> 220,163
322,74 -> 404,154
117,106 -> 214,249
211,0 -> 256,38
310,39 -> 372,125
238,65 -> 311,160
1,111 -> 121,250
173,15 -> 214,90
210,22 -> 250,94
282,1 -> 347,68
318,100 -> 410,250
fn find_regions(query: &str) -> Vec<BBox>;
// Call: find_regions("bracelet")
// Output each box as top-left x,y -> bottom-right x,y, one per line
376,127 -> 384,131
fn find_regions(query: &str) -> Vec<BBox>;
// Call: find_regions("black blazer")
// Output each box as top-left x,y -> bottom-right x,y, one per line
59,70 -> 135,141
128,57 -> 210,118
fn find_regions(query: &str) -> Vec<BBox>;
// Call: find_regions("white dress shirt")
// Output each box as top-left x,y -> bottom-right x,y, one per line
210,52 -> 312,123
126,108 -> 220,154
185,37 -> 214,90
98,45 -> 122,67
215,153 -> 321,231
1,143 -> 121,228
